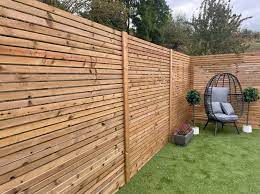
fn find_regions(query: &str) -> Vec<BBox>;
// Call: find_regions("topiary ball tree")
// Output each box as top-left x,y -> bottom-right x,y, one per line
186,89 -> 201,126
243,87 -> 260,125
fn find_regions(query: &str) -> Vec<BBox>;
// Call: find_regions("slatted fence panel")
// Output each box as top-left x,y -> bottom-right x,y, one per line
191,53 -> 260,128
0,0 -> 125,193
127,35 -> 170,178
171,51 -> 192,130
239,53 -> 260,128
3,0 -> 258,193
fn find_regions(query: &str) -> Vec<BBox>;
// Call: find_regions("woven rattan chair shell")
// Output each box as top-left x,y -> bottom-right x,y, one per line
204,73 -> 244,122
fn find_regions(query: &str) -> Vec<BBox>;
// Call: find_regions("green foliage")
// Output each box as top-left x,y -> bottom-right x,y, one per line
38,0 -> 85,13
39,0 -> 128,31
39,0 -> 252,55
190,0 -> 252,55
186,90 -> 201,105
162,15 -> 193,53
186,89 -> 201,126
243,87 -> 259,125
80,0 -> 128,31
123,0 -> 139,32
132,0 -> 172,44
243,87 -> 260,103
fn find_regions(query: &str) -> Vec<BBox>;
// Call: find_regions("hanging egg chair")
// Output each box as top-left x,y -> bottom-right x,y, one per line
203,73 -> 244,135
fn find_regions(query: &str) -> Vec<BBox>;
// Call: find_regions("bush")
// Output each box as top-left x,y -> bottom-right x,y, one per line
186,90 -> 201,105
243,87 -> 260,103
175,123 -> 192,135
186,89 -> 201,126
242,87 -> 259,125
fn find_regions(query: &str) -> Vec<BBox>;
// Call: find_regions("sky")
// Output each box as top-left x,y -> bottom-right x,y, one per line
166,0 -> 260,31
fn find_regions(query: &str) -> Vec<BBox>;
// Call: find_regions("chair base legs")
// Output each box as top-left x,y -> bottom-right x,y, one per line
204,119 -> 240,136
203,120 -> 209,130
234,122 -> 240,134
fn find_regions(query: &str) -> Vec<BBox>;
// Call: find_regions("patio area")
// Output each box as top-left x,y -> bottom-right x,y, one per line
118,124 -> 260,194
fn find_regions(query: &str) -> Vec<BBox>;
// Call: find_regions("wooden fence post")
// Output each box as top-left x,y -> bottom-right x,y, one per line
122,31 -> 130,183
169,49 -> 173,141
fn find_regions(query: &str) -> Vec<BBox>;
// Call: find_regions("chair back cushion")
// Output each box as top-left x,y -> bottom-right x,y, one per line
211,87 -> 229,102
221,103 -> 235,115
212,102 -> 223,114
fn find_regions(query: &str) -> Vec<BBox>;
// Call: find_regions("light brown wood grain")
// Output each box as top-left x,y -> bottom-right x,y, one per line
1,1 -> 257,194
122,32 -> 130,183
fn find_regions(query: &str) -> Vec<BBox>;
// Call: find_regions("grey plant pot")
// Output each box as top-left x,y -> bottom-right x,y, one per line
173,130 -> 193,146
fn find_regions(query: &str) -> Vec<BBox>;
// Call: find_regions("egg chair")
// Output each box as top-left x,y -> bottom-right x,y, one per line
203,73 -> 244,135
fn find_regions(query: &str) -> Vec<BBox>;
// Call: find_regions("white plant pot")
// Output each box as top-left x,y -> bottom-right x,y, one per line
192,126 -> 200,135
242,125 -> 252,133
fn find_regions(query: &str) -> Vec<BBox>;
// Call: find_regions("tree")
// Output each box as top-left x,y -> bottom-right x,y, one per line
123,0 -> 139,33
39,0 -> 128,31
186,90 -> 201,127
162,15 -> 193,53
79,0 -> 128,31
38,0 -> 85,14
132,0 -> 172,44
190,0 -> 252,55
243,87 -> 260,126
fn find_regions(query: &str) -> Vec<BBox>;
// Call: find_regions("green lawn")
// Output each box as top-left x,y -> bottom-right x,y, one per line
118,124 -> 260,194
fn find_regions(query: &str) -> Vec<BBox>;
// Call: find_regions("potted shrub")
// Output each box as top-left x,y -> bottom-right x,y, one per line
172,123 -> 193,146
186,89 -> 201,135
242,87 -> 260,133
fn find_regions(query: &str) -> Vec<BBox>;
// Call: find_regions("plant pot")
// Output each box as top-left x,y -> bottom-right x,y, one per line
173,130 -> 193,146
192,126 -> 199,135
242,125 -> 252,133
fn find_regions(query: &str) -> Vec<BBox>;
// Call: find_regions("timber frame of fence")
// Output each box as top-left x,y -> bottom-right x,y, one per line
0,1 -> 259,193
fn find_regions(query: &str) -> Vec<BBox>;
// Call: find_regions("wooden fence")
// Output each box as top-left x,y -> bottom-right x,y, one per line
0,0 -> 191,193
192,53 -> 260,128
0,0 -> 259,193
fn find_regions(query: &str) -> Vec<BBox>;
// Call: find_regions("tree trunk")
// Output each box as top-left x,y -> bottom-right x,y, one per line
247,102 -> 250,126
126,0 -> 130,33
193,105 -> 195,126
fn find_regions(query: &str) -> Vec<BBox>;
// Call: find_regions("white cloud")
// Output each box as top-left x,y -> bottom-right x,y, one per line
167,0 -> 201,19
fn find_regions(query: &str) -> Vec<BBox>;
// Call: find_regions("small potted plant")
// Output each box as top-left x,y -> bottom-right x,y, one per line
242,87 -> 260,133
186,89 -> 201,135
173,123 -> 193,146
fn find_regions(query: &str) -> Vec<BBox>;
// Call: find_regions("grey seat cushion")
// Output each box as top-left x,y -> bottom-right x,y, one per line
221,102 -> 235,115
214,113 -> 238,122
212,102 -> 223,114
211,87 -> 229,102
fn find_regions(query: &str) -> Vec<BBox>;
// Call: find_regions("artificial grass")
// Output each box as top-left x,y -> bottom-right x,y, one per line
118,124 -> 260,194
